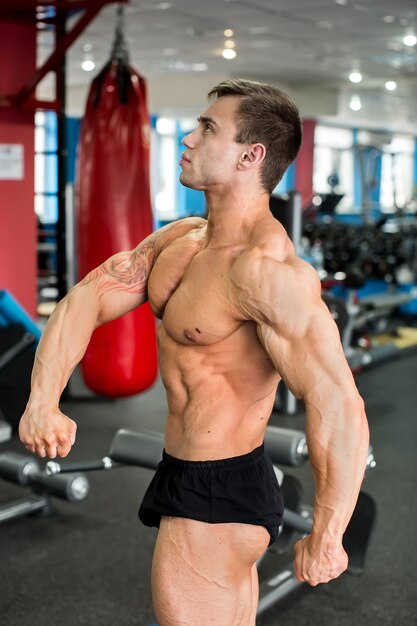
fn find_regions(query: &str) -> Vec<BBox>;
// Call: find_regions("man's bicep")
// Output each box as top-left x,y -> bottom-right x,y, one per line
78,231 -> 158,324
258,305 -> 353,401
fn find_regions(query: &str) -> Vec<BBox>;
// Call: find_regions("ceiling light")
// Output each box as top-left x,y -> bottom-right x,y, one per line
224,29 -> 234,37
403,34 -> 417,47
222,48 -> 237,59
163,48 -> 178,56
81,59 -> 95,72
155,2 -> 172,9
334,0 -> 347,5
385,81 -> 397,91
350,95 -> 361,111
224,40 -> 235,48
382,15 -> 395,23
349,71 -> 362,83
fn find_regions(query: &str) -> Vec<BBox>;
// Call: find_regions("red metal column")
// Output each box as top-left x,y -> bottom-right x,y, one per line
295,119 -> 317,210
0,19 -> 37,316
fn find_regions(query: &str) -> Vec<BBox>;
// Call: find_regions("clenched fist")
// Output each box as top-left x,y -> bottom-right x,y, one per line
294,534 -> 348,586
19,407 -> 77,459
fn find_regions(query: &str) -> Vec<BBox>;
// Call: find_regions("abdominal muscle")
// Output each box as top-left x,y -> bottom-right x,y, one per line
158,322 -> 280,461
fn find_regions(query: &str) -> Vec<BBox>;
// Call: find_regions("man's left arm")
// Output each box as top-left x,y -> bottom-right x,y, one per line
238,255 -> 370,586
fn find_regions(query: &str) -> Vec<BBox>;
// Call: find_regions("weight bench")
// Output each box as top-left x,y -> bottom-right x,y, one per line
0,452 -> 89,523
44,425 -> 376,614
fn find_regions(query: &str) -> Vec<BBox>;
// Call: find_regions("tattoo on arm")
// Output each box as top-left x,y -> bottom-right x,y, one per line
87,219 -> 193,295
106,237 -> 156,288
90,232 -> 159,297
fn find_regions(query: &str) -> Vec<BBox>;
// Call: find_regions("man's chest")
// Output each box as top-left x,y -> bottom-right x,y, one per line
147,242 -> 243,345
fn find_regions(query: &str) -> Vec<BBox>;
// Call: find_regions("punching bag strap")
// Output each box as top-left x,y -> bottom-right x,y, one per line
110,4 -> 131,105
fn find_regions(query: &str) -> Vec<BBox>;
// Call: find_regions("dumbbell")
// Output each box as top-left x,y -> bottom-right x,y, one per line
0,452 -> 89,502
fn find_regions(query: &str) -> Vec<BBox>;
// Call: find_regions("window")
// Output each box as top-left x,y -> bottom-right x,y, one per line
313,125 -> 354,212
34,111 -> 58,224
380,135 -> 414,211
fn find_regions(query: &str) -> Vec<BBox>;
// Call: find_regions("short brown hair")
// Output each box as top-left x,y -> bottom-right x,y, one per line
208,78 -> 302,194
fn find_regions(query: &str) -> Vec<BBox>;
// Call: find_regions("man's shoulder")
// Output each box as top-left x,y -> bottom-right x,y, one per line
155,216 -> 207,249
236,246 -> 316,288
159,216 -> 207,237
232,237 -> 321,322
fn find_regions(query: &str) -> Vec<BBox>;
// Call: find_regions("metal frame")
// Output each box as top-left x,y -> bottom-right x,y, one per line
0,0 -> 124,301
0,0 -> 125,112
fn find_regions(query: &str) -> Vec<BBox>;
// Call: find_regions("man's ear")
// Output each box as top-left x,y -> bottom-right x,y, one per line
237,143 -> 266,169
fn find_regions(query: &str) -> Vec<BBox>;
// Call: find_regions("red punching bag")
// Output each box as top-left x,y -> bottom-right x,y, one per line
76,9 -> 157,397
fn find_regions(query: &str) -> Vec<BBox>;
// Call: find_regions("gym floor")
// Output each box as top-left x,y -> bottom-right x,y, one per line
1,352 -> 416,626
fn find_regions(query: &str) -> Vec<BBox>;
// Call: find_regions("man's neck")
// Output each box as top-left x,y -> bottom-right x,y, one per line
204,187 -> 271,247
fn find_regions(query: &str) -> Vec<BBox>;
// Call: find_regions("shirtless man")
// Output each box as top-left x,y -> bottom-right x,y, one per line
19,79 -> 369,625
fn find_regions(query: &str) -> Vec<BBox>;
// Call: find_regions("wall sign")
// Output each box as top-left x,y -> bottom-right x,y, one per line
0,144 -> 24,180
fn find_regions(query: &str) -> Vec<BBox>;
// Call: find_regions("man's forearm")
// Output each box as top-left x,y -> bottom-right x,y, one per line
28,284 -> 100,409
305,395 -> 369,546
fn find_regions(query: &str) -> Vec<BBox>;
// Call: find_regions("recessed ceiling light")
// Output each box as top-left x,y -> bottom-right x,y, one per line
163,48 -> 178,56
224,29 -> 234,37
403,34 -> 417,47
81,59 -> 95,72
350,95 -> 361,111
349,71 -> 362,83
382,15 -> 395,23
334,0 -> 347,5
155,2 -> 172,9
385,80 -> 397,91
224,40 -> 235,48
222,48 -> 237,59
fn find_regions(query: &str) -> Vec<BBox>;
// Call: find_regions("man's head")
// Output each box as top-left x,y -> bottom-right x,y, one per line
207,79 -> 302,194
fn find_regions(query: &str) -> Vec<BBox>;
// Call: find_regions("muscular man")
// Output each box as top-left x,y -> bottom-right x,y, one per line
20,79 -> 369,625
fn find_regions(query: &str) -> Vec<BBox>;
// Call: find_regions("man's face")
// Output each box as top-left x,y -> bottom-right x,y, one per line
179,96 -> 245,191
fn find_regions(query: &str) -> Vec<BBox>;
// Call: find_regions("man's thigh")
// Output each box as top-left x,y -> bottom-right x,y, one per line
151,516 -> 269,626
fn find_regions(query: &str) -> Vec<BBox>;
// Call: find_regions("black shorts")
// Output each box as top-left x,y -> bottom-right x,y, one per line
138,443 -> 284,546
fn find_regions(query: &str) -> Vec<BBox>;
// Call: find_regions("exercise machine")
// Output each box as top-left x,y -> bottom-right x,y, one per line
0,451 -> 89,523
0,290 -> 41,439
44,425 -> 376,615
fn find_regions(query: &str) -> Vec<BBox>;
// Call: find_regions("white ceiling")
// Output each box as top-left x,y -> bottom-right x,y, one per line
37,0 -> 417,132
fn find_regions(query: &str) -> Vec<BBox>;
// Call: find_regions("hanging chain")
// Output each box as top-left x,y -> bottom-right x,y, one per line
111,4 -> 129,63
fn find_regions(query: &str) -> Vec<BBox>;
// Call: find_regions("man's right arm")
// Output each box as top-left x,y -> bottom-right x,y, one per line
19,218 -> 201,458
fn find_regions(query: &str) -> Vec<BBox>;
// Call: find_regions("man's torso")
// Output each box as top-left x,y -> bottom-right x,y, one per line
147,217 -> 293,460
